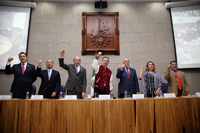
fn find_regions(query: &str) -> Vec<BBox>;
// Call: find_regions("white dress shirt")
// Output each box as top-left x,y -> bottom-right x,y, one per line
47,69 -> 52,80
7,61 -> 27,72
75,65 -> 80,73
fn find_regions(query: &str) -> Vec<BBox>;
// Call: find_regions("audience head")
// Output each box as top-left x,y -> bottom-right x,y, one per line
145,61 -> 156,72
18,52 -> 27,63
46,59 -> 54,69
73,56 -> 81,66
102,57 -> 109,67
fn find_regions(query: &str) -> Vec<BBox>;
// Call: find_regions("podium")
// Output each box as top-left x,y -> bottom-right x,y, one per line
0,97 -> 200,133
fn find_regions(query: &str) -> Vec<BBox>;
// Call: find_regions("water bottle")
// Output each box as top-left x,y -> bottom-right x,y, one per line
124,90 -> 127,99
160,90 -> 163,98
26,91 -> 29,99
60,91 -> 63,99
110,90 -> 113,99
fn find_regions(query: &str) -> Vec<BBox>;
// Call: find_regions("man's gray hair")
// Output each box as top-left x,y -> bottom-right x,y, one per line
73,57 -> 81,61
46,59 -> 54,64
102,57 -> 109,62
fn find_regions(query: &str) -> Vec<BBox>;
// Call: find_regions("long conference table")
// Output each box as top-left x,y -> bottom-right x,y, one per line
0,97 -> 200,133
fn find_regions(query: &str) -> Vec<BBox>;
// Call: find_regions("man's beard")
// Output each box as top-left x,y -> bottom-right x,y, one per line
171,67 -> 177,71
47,66 -> 52,69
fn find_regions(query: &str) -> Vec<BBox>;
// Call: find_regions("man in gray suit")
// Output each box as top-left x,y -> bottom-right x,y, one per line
59,50 -> 87,99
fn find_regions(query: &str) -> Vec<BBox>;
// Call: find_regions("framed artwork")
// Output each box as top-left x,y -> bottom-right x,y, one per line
82,12 -> 120,55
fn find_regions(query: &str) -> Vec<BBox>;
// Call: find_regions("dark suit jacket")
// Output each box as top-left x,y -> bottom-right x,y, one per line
116,67 -> 139,94
36,67 -> 61,98
59,58 -> 87,92
5,63 -> 37,94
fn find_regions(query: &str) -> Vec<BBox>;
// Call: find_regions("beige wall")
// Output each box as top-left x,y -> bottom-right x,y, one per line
0,2 -> 200,96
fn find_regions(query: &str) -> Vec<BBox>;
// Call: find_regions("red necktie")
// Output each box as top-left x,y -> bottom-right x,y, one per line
174,71 -> 182,90
22,64 -> 25,75
127,68 -> 129,78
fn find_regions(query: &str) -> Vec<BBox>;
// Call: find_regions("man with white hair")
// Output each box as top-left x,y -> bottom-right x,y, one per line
116,58 -> 139,98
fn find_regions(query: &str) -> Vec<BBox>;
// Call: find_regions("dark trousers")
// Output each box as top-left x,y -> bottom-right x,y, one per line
118,94 -> 124,98
67,88 -> 82,99
94,87 -> 108,98
12,93 -> 26,99
177,88 -> 183,96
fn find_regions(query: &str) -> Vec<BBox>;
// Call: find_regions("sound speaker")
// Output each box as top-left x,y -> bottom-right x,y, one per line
94,1 -> 107,8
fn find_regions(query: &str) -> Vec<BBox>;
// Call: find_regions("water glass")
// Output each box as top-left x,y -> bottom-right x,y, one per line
127,92 -> 131,98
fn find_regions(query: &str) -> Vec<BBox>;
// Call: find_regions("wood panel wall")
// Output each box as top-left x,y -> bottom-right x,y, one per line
0,98 -> 200,133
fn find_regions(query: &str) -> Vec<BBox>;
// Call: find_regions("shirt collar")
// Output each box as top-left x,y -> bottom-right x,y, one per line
21,62 -> 27,66
125,67 -> 129,70
47,69 -> 52,72
75,65 -> 80,67
101,65 -> 107,68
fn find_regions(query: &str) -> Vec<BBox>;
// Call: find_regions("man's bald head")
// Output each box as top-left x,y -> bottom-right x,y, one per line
73,56 -> 81,66
123,58 -> 130,68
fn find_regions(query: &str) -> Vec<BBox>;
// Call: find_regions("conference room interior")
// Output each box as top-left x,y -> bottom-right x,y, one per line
0,0 -> 200,133
0,0 -> 200,97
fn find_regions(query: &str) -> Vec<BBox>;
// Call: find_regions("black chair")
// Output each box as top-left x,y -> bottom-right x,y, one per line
57,85 -> 65,98
32,85 -> 36,95
162,83 -> 168,93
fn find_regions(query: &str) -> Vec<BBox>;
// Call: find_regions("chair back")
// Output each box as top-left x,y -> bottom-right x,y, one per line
57,85 -> 65,98
162,83 -> 168,93
32,85 -> 36,95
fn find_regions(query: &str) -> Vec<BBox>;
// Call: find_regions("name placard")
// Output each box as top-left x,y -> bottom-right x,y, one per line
0,95 -> 12,100
87,95 -> 91,99
63,95 -> 77,100
164,93 -> 176,98
195,92 -> 200,97
99,95 -> 110,100
30,95 -> 43,100
132,94 -> 144,99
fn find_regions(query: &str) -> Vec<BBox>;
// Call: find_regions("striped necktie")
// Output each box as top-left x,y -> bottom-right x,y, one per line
22,64 -> 25,75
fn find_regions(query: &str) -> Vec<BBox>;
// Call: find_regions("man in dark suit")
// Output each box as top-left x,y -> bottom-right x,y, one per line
116,58 -> 139,98
36,59 -> 61,98
5,52 -> 37,99
59,50 -> 87,99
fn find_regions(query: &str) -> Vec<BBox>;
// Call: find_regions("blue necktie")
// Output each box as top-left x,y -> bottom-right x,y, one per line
48,70 -> 51,80
76,66 -> 78,73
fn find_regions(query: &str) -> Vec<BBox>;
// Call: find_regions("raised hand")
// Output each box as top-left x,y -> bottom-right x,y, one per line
139,65 -> 145,80
7,57 -> 13,62
60,50 -> 65,57
121,64 -> 125,70
97,52 -> 102,57
141,65 -> 144,70
167,64 -> 172,71
38,60 -> 42,68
